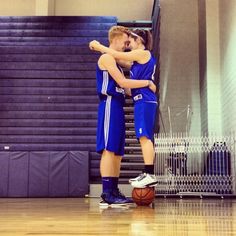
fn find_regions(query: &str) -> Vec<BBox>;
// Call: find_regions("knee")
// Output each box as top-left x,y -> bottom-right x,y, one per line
116,156 -> 122,162
102,150 -> 115,159
139,136 -> 149,144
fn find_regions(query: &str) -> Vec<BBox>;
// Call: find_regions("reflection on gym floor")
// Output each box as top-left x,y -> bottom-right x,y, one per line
0,198 -> 235,236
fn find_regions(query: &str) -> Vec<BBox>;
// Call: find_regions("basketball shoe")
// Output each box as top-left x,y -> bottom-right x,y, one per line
99,189 -> 133,208
129,173 -> 145,183
130,173 -> 158,188
112,188 -> 134,204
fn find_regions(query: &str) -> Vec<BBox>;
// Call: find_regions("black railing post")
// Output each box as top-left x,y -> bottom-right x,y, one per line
151,0 -> 161,133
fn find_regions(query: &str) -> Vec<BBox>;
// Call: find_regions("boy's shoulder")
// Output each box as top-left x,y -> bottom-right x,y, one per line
98,53 -> 116,68
99,53 -> 114,61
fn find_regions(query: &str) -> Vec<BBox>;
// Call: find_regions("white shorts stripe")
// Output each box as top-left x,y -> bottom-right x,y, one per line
104,96 -> 111,148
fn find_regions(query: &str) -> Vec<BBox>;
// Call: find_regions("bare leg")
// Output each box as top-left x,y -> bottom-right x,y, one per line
100,150 -> 122,177
129,136 -> 157,188
129,137 -> 157,188
114,155 -> 122,177
139,136 -> 155,165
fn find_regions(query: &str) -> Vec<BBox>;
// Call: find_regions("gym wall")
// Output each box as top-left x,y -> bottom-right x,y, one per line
159,0 -> 201,135
0,0 -> 154,21
0,0 -> 35,16
159,0 -> 236,136
219,0 -> 236,135
197,0 -> 236,135
198,0 -> 222,135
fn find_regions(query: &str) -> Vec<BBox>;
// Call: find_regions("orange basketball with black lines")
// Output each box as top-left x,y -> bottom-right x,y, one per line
132,187 -> 155,206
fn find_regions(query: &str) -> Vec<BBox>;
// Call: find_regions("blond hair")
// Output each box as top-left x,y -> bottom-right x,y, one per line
108,26 -> 129,43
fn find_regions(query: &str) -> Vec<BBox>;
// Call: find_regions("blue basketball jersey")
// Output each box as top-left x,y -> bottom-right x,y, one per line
130,52 -> 157,103
96,63 -> 126,156
96,64 -> 125,103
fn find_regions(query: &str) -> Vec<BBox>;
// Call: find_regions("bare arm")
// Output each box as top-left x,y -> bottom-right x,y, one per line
116,59 -> 132,69
90,40 -> 149,63
100,54 -> 156,92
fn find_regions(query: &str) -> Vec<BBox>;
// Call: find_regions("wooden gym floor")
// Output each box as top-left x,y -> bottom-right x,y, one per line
0,197 -> 235,236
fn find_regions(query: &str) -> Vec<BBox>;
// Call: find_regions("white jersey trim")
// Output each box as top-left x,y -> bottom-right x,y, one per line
104,96 -> 111,148
102,71 -> 109,95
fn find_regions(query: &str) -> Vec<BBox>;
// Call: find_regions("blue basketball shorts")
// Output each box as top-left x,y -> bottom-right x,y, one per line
134,101 -> 157,141
96,96 -> 125,156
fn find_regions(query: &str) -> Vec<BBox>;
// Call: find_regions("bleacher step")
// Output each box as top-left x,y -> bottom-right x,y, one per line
117,20 -> 152,29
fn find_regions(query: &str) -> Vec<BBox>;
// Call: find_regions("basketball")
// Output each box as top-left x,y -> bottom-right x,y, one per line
132,187 -> 155,206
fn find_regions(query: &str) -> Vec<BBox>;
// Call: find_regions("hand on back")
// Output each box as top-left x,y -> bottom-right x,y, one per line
149,81 -> 156,93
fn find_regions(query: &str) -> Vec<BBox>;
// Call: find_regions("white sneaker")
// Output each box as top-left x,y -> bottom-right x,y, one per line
129,173 -> 145,183
130,173 -> 158,188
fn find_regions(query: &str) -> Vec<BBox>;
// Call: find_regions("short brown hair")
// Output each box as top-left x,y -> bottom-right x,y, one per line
108,26 -> 129,43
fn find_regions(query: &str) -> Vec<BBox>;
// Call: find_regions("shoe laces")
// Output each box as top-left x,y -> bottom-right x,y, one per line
136,173 -> 147,181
